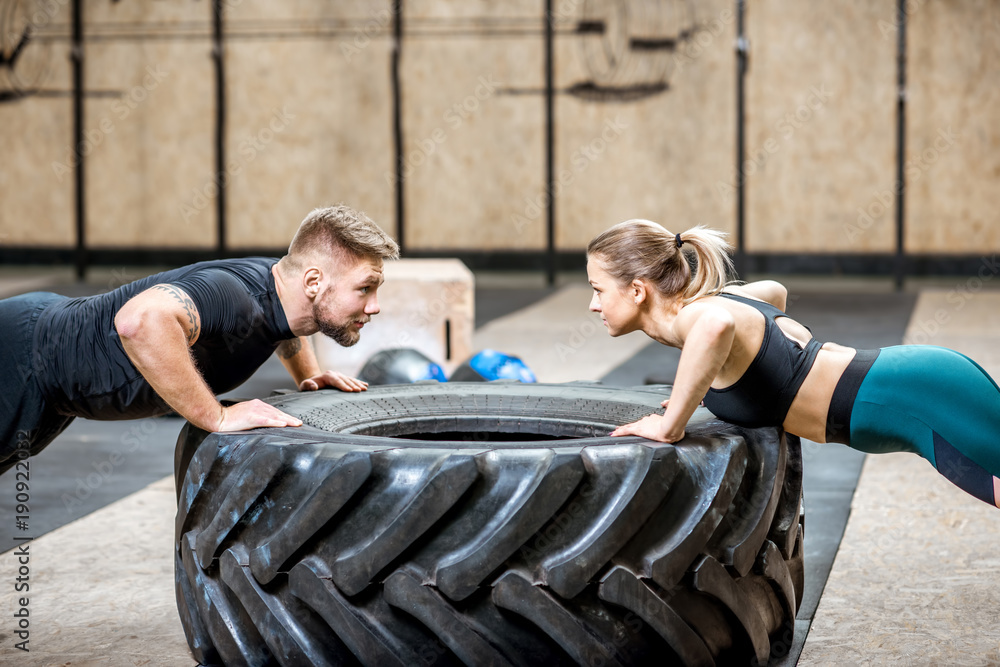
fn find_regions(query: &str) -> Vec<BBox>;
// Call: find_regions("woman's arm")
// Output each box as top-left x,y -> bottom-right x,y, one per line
733,280 -> 787,311
611,303 -> 735,442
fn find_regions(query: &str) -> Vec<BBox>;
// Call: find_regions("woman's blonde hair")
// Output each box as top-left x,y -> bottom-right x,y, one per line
586,219 -> 735,304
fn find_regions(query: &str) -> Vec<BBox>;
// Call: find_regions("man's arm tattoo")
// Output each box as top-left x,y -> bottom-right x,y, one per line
152,284 -> 200,345
277,337 -> 303,360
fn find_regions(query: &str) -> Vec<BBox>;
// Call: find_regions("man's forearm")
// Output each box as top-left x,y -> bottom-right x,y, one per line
276,337 -> 321,385
118,315 -> 222,430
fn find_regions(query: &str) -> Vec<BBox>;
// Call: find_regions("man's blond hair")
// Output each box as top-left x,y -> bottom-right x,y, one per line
287,205 -> 399,267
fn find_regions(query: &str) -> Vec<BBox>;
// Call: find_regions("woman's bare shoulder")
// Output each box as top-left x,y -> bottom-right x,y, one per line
672,297 -> 737,341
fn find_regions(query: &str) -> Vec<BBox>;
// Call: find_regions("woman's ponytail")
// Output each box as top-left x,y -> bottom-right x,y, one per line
676,225 -> 735,304
587,220 -> 735,303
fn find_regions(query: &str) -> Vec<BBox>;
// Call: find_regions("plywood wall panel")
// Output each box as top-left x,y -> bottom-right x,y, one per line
84,37 -> 215,248
401,34 -> 545,250
85,0 -> 209,24
406,0 -> 540,20
224,24 -> 395,248
554,0 -> 736,249
746,0 -> 897,253
0,9 -> 74,247
222,0 -> 387,23
906,0 -> 1000,254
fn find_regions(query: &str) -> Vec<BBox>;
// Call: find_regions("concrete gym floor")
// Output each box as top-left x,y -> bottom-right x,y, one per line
1,267 -> 998,665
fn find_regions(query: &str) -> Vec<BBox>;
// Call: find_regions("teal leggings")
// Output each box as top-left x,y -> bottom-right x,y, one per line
829,346 -> 1000,507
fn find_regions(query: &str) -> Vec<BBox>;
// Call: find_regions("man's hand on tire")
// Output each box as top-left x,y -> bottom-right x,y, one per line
216,399 -> 303,431
298,371 -> 368,392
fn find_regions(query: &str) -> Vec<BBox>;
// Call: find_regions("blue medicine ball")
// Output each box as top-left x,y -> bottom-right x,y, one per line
449,349 -> 537,383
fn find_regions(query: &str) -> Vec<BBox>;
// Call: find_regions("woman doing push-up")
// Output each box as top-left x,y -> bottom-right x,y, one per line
589,219 -> 1000,508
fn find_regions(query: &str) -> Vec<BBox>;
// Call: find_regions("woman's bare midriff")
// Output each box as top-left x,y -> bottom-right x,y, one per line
782,342 -> 857,442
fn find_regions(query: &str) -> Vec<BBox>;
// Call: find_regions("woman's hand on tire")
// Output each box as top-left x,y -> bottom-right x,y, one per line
298,371 -> 368,392
610,413 -> 684,443
216,399 -> 303,432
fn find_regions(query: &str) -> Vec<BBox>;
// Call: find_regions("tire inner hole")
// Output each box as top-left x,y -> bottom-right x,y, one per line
389,431 -> 579,442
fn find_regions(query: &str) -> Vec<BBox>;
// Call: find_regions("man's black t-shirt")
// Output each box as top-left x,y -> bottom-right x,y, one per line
31,257 -> 294,420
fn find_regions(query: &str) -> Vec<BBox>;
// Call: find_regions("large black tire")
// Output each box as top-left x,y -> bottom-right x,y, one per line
174,382 -> 804,666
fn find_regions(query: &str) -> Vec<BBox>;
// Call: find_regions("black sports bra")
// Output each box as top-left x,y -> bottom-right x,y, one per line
700,292 -> 822,429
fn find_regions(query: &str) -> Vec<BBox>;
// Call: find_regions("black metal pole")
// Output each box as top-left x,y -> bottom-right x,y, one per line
71,0 -> 85,280
392,0 -> 405,254
734,0 -> 747,279
894,0 -> 907,291
212,0 -> 226,254
544,0 -> 555,286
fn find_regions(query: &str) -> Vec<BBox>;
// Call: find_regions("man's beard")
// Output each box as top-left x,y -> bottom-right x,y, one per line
314,303 -> 361,347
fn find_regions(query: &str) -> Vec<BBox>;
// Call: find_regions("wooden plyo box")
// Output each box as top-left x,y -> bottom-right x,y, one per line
312,258 -> 474,378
